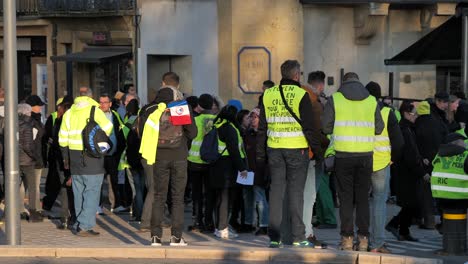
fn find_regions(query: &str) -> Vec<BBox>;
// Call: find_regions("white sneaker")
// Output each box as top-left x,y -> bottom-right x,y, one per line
169,236 -> 188,246
215,228 -> 238,239
151,236 -> 162,246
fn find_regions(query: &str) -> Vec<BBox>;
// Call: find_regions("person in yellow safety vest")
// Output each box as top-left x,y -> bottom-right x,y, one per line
365,82 -> 404,253
210,105 -> 247,239
257,60 -> 323,248
144,73 -> 198,247
430,133 -> 468,233
43,95 -> 74,211
115,98 -> 142,222
322,72 -> 384,251
98,94 -> 127,214
59,87 -> 113,237
186,94 -> 216,232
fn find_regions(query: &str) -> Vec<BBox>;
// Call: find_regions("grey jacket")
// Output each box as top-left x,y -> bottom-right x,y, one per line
321,78 -> 384,157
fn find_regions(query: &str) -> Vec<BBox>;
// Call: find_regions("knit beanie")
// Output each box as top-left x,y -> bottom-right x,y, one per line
416,101 -> 430,115
198,94 -> 214,110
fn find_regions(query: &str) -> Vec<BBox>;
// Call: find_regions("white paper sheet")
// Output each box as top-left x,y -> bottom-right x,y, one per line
236,171 -> 254,186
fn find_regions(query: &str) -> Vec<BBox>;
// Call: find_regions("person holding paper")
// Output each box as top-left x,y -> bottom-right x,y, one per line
209,105 -> 248,239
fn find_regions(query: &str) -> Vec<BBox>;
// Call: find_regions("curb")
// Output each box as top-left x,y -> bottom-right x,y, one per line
0,246 -> 443,263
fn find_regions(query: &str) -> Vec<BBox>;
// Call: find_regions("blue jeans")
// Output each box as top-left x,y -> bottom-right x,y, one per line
243,186 -> 255,225
131,168 -> 145,220
370,166 -> 390,248
254,186 -> 269,227
72,174 -> 104,231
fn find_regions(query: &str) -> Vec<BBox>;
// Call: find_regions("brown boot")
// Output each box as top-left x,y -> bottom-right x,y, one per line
357,235 -> 368,252
340,236 -> 353,251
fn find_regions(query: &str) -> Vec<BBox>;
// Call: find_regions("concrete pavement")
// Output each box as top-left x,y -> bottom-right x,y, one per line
0,204 -> 451,264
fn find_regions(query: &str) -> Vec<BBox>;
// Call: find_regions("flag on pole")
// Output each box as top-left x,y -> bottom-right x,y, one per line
168,100 -> 192,125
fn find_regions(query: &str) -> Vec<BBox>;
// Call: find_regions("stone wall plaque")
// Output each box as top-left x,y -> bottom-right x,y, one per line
238,46 -> 271,94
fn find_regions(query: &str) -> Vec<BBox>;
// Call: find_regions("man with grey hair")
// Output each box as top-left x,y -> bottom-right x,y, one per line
322,72 -> 384,251
257,60 -> 322,248
59,86 -> 113,236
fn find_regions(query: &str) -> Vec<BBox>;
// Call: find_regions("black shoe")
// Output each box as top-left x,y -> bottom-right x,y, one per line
385,224 -> 399,240
203,224 -> 215,233
128,217 -> 141,224
398,234 -> 418,242
76,228 -> 100,237
151,236 -> 162,246
188,224 -> 204,232
255,227 -> 268,236
57,218 -> 68,230
20,212 -> 29,221
238,224 -> 255,233
418,224 -> 435,230
307,235 -> 328,249
316,223 -> 337,229
229,220 -> 241,232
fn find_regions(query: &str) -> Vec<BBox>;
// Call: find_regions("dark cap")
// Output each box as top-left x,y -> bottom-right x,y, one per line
445,132 -> 467,143
25,95 -> 45,107
198,94 -> 214,110
435,91 -> 450,102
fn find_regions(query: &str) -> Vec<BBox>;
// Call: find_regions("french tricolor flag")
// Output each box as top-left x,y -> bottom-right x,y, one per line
168,100 -> 192,125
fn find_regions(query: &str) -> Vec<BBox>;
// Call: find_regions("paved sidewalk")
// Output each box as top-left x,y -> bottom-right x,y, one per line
0,204 -> 453,264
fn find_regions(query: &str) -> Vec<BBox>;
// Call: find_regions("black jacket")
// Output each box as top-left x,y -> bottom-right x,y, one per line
209,121 -> 246,189
18,115 -> 35,167
243,128 -> 268,187
415,110 -> 448,172
31,112 -> 46,169
395,118 -> 426,208
321,78 -> 384,157
257,79 -> 322,162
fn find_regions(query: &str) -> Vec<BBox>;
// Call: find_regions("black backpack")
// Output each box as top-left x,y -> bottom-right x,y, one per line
200,126 -> 226,164
82,106 -> 113,158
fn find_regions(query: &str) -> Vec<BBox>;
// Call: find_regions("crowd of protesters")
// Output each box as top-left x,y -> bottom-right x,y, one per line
0,59 -> 466,252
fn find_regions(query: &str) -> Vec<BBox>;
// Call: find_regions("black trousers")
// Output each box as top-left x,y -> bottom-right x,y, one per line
104,156 -> 121,208
151,160 -> 187,238
42,153 -> 61,210
388,206 -> 414,236
335,155 -> 372,237
189,166 -> 211,225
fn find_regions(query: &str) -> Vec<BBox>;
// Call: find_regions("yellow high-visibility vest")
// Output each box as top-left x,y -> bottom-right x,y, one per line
263,85 -> 308,149
139,103 -> 166,165
59,96 -> 113,150
188,114 -> 216,164
373,107 -> 391,171
332,92 -> 376,153
214,119 -> 245,158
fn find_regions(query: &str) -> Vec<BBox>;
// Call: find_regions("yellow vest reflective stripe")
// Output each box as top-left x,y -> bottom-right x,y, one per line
58,97 -> 113,150
214,120 -> 245,158
139,103 -> 166,165
431,151 -> 468,199
332,93 -> 376,153
112,110 -> 124,130
188,114 -> 216,164
373,107 -> 391,171
263,85 -> 308,149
